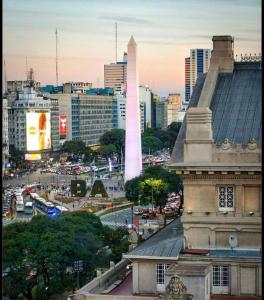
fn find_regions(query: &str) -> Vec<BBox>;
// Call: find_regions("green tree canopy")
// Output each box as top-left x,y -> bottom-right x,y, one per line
99,129 -> 125,154
98,144 -> 117,159
3,212 -> 128,299
139,178 -> 168,210
9,145 -> 24,168
62,140 -> 89,156
125,166 -> 182,204
142,136 -> 163,154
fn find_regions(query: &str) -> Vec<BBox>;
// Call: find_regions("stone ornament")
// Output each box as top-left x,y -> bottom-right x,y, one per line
247,138 -> 257,150
221,138 -> 232,150
159,275 -> 192,300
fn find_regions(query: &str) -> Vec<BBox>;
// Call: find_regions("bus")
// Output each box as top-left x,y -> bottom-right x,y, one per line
34,197 -> 56,216
25,202 -> 33,215
16,200 -> 25,212
55,205 -> 69,215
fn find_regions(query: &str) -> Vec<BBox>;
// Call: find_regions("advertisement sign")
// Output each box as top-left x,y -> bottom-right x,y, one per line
25,153 -> 41,161
26,112 -> 51,151
59,115 -> 67,136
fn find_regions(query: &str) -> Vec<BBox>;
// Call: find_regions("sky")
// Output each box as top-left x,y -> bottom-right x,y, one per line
3,0 -> 261,97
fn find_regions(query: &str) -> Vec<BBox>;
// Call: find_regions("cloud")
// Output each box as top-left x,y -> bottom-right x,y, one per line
99,15 -> 154,25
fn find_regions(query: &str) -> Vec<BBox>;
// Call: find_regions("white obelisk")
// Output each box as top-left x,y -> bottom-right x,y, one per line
125,36 -> 142,182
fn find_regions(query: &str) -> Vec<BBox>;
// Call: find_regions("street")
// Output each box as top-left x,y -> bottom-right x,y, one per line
3,169 -> 125,198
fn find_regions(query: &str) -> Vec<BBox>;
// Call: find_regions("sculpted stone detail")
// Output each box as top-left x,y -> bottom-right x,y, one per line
159,275 -> 188,300
221,138 -> 232,150
247,138 -> 257,150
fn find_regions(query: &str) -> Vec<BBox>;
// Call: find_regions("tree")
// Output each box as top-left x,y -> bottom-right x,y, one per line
62,140 -> 88,157
9,145 -> 24,168
139,178 -> 168,211
99,129 -> 125,161
125,166 -> 182,204
168,121 -> 181,133
124,175 -> 144,203
144,166 -> 183,193
142,136 -> 163,154
3,212 -> 129,299
98,144 -> 117,159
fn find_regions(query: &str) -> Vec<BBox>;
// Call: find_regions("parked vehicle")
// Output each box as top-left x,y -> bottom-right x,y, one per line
134,207 -> 143,215
142,209 -> 150,219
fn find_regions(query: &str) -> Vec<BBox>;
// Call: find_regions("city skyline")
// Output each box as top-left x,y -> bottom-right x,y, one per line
3,0 -> 261,96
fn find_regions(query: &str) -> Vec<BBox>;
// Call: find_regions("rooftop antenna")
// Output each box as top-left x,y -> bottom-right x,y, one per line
55,28 -> 59,86
26,56 -> 28,79
115,22 -> 117,63
4,59 -> 7,93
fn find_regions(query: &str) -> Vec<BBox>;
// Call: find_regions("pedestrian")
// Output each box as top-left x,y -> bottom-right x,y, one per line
73,203 -> 74,208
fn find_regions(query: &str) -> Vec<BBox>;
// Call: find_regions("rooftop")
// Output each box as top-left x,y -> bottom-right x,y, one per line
124,218 -> 184,259
210,62 -> 261,144
169,61 -> 261,165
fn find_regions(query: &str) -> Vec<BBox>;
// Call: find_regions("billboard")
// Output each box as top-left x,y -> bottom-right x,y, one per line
25,153 -> 41,161
59,115 -> 67,136
26,112 -> 51,151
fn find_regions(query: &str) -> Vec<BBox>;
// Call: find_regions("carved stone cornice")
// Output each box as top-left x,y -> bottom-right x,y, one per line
181,174 -> 261,180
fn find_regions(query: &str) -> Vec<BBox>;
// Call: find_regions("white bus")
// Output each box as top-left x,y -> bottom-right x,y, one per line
16,200 -> 25,212
25,202 -> 33,215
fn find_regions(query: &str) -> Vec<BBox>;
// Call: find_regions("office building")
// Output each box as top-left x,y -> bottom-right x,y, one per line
139,85 -> 152,129
113,93 -> 146,133
155,97 -> 168,129
167,93 -> 181,125
46,92 -> 114,147
7,80 -> 41,93
78,94 -> 113,146
8,85 -> 53,155
2,98 -> 9,176
63,82 -> 92,94
104,52 -> 127,94
184,49 -> 211,104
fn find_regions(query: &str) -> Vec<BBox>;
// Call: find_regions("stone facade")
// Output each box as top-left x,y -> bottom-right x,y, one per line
168,35 -> 261,297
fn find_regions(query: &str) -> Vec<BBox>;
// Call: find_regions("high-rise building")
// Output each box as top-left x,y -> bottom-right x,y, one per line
7,80 -> 41,93
139,85 -> 152,129
8,85 -> 53,153
2,98 -> 9,176
113,94 -> 147,133
155,97 -> 168,129
63,82 -> 92,94
167,93 -> 181,125
184,49 -> 211,104
185,57 -> 190,105
104,52 -> 127,94
46,92 -> 114,146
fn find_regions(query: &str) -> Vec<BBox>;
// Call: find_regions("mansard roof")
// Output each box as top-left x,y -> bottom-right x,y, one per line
124,218 -> 184,259
170,61 -> 261,164
211,62 -> 261,144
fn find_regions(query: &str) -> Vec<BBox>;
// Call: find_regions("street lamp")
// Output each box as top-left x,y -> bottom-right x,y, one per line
131,204 -> 134,229
151,185 -> 154,211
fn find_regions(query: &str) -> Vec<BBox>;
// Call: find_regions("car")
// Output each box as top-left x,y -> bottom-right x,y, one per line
141,209 -> 150,219
165,208 -> 176,217
134,207 -> 143,215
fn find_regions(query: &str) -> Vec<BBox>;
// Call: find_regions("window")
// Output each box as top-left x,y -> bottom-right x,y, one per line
212,266 -> 229,294
218,186 -> 234,211
156,264 -> 170,285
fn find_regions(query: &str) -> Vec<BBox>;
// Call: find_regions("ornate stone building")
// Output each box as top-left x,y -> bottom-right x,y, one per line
168,36 -> 261,297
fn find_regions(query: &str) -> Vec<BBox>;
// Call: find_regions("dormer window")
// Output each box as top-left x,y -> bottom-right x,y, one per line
218,186 -> 234,211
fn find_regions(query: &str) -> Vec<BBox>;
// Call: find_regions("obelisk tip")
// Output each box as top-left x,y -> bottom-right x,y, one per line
128,35 -> 136,46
